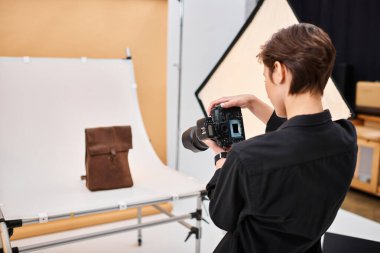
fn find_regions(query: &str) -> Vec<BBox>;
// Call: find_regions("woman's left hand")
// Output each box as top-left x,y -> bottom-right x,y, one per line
203,139 -> 230,154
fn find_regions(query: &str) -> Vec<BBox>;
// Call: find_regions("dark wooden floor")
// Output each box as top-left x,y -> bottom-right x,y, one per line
341,189 -> 380,223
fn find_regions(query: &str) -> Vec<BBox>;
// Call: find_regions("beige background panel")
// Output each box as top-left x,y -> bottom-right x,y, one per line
0,0 -> 167,163
199,0 -> 350,139
199,0 -> 298,138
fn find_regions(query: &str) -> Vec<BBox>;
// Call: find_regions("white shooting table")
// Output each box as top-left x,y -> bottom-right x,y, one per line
0,57 -> 206,253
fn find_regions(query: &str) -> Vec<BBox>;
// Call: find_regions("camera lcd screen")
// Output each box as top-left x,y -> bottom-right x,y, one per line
229,120 -> 242,138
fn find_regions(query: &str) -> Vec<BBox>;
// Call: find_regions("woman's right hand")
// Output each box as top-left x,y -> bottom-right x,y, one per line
207,94 -> 256,115
207,94 -> 274,124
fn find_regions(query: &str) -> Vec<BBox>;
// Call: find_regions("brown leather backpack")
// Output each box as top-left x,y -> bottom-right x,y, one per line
82,126 -> 133,191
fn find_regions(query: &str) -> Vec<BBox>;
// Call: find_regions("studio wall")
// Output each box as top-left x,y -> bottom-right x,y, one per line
0,0 -> 168,163
167,0 -> 248,179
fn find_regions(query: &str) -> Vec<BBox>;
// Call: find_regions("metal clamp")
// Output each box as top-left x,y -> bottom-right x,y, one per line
125,48 -> 132,60
118,201 -> 128,210
184,227 -> 200,242
171,193 -> 179,202
0,208 -> 12,253
38,213 -> 48,223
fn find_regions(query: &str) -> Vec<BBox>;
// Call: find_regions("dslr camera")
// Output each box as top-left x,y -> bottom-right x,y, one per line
182,105 -> 245,152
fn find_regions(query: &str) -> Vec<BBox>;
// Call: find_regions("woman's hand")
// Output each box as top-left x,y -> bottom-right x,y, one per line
203,139 -> 227,154
207,94 -> 256,115
207,94 -> 274,125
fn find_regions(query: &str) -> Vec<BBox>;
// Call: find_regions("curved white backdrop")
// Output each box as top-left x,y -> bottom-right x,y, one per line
0,57 -> 204,220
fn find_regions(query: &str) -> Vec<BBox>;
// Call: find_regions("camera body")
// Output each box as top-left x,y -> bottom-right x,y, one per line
197,105 -> 245,148
182,105 -> 245,152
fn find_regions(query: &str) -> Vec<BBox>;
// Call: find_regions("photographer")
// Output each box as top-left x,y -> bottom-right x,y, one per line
204,23 -> 357,252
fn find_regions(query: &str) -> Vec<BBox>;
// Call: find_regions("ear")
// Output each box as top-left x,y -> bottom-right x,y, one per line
273,61 -> 285,84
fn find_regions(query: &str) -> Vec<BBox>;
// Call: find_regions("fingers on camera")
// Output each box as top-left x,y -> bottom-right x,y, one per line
208,97 -> 230,114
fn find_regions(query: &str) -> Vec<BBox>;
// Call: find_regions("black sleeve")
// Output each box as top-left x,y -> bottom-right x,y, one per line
206,150 -> 244,231
265,110 -> 287,133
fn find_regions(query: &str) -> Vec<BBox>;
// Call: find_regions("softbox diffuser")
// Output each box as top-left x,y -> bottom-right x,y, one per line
195,0 -> 351,139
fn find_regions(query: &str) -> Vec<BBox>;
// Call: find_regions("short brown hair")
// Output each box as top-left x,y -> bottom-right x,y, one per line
257,23 -> 336,95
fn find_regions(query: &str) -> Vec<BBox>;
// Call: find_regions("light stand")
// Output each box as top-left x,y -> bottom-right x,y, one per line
175,0 -> 185,170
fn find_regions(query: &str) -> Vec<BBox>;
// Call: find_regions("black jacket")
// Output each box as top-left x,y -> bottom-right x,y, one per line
206,110 -> 357,253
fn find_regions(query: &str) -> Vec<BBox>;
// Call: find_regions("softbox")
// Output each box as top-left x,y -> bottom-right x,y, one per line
195,0 -> 351,139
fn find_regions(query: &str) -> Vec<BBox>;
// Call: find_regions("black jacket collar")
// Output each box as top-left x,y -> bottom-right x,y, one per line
279,110 -> 332,130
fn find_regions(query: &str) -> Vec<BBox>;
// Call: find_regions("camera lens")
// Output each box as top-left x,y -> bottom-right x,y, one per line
182,126 -> 209,153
